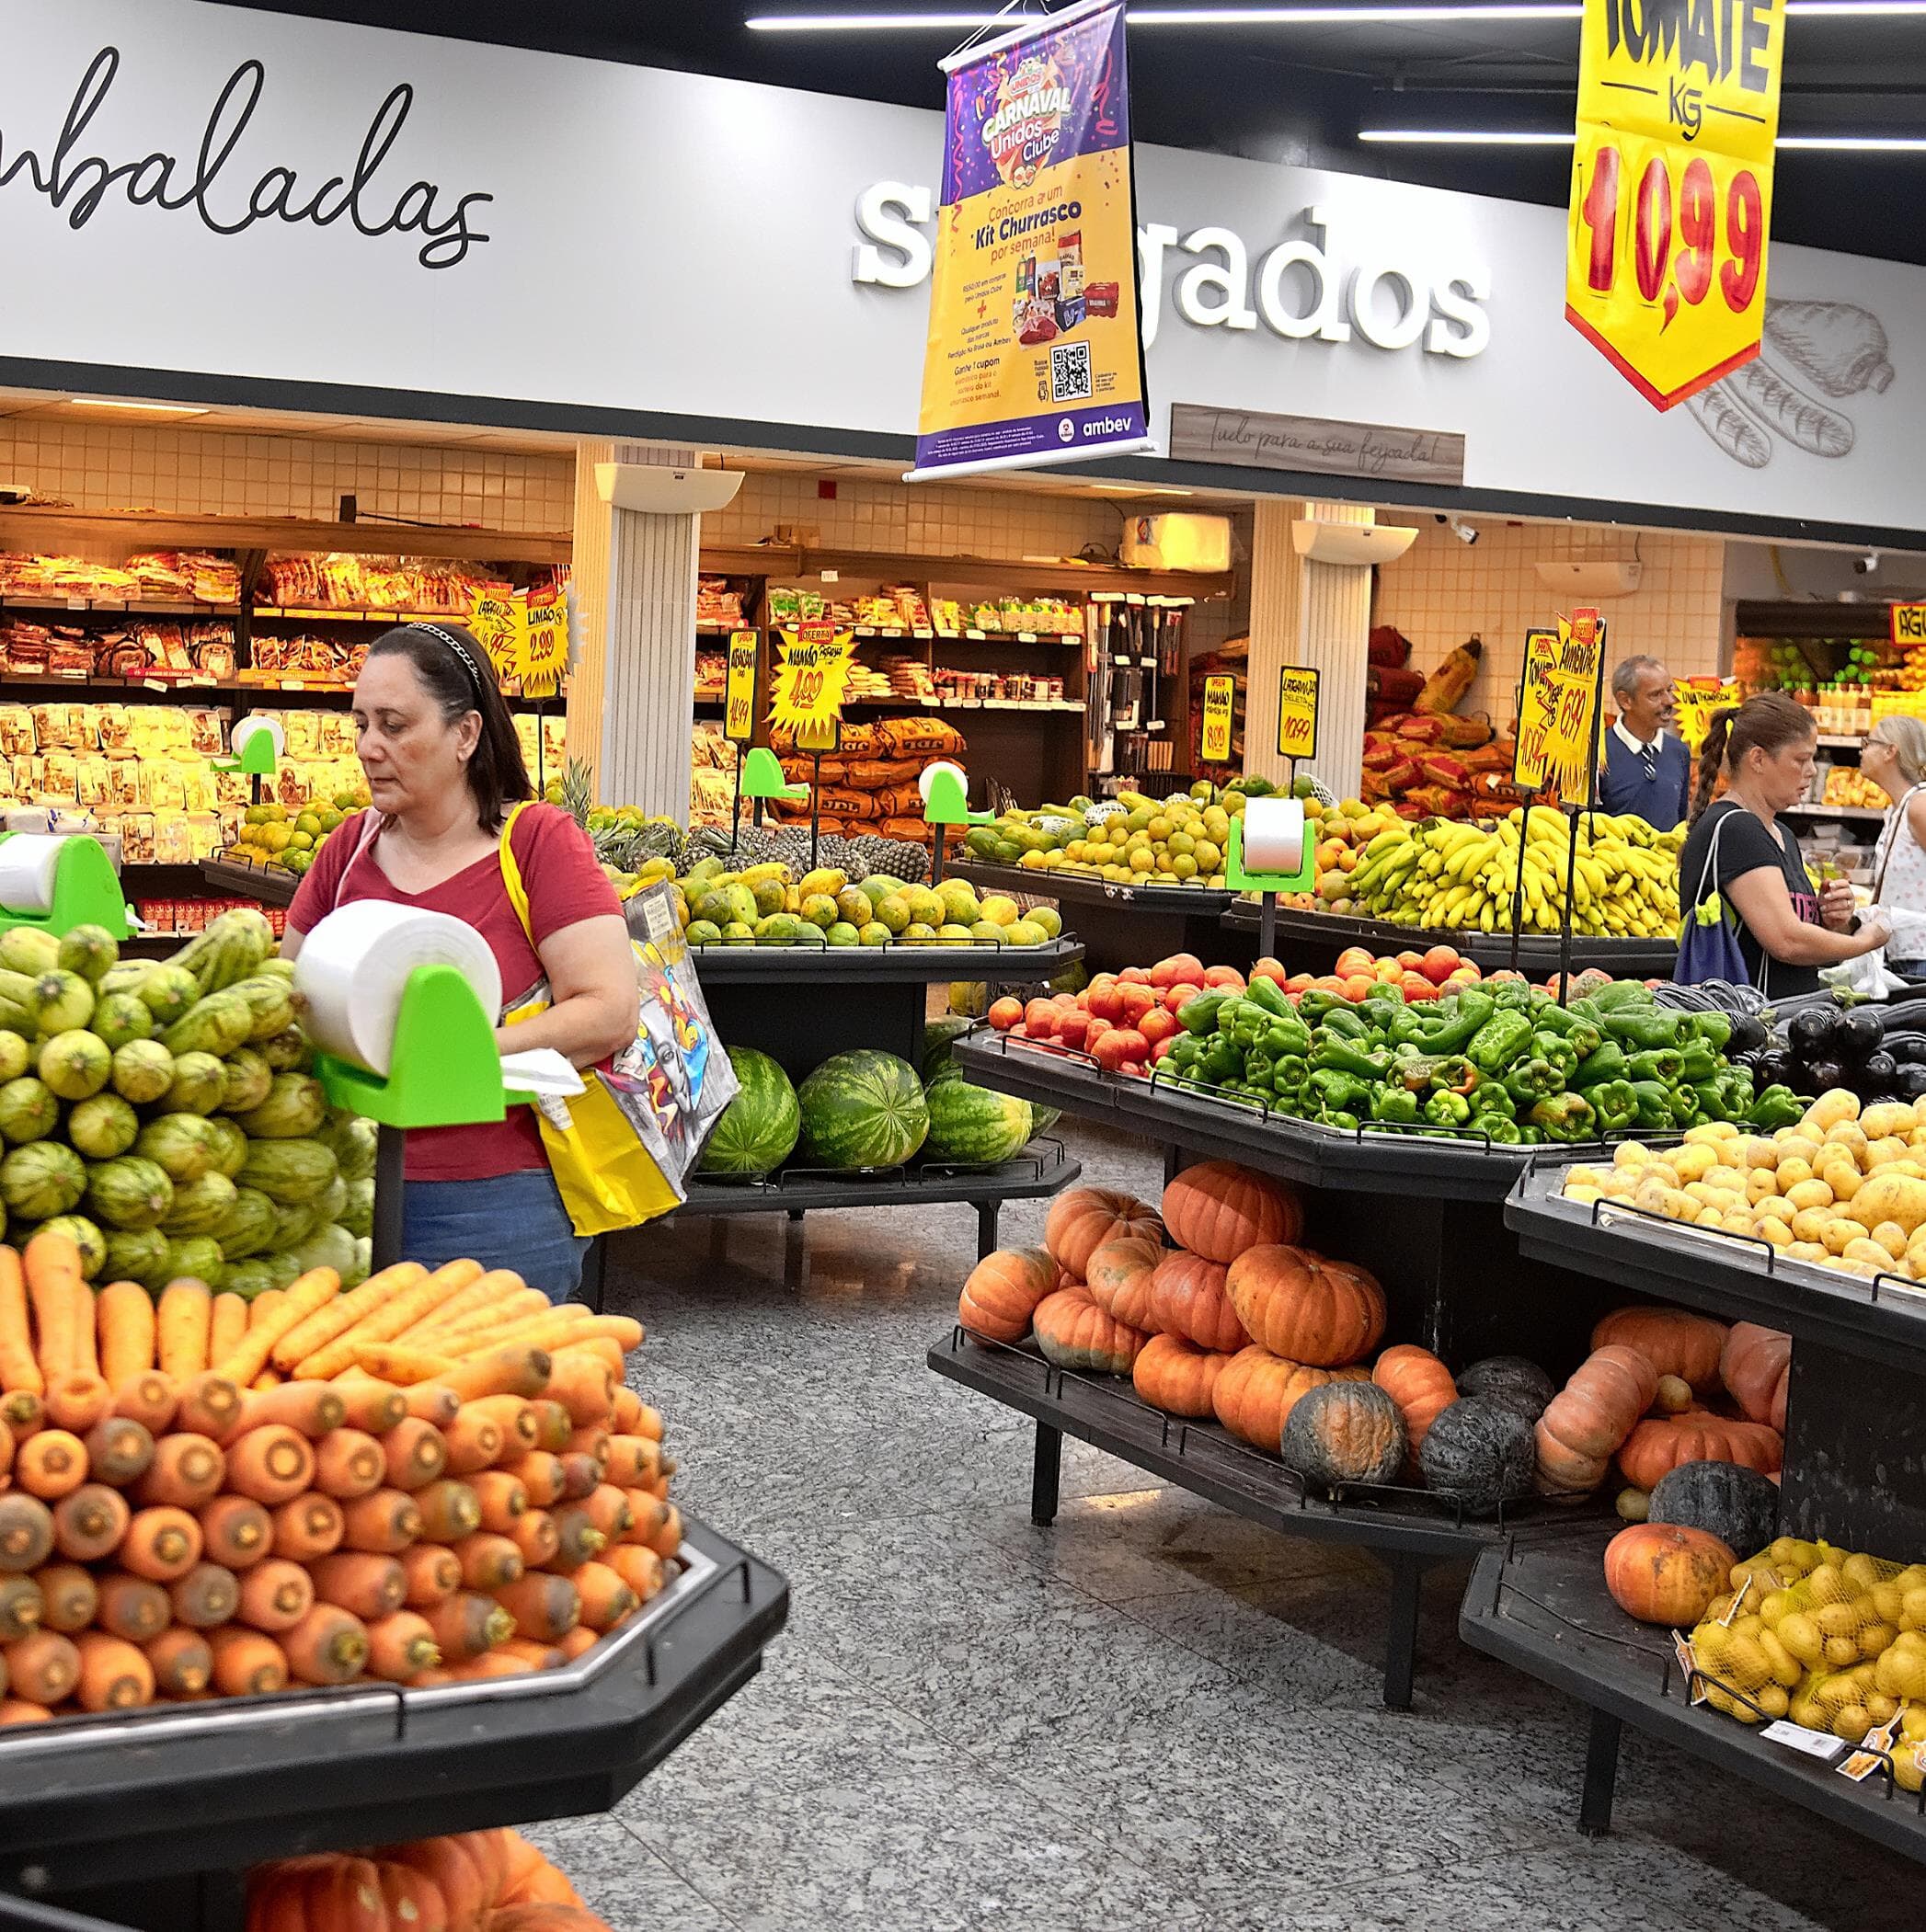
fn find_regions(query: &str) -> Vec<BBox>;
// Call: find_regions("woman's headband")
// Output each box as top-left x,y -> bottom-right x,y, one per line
409,622 -> 487,695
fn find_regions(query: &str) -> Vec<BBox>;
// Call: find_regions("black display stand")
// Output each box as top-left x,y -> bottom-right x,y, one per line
946,859 -> 1236,976
197,859 -> 297,909
0,1519 -> 787,1932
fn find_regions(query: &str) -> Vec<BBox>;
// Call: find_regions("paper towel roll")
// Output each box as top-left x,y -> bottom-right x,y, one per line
0,835 -> 66,913
1241,796 -> 1306,876
294,901 -> 503,1077
232,714 -> 286,759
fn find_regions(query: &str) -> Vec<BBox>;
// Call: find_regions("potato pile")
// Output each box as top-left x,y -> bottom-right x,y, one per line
1560,1092 -> 1926,1281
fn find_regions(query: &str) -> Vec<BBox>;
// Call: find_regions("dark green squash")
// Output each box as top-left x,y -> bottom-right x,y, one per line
1456,1355 -> 1556,1423
1648,1459 -> 1779,1559
1278,1379 -> 1405,1490
1417,1397 -> 1535,1515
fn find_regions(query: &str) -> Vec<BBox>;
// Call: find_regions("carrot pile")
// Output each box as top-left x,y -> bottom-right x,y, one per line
0,1231 -> 676,1722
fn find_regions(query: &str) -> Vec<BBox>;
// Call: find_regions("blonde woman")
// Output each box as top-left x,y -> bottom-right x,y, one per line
1863,715 -> 1926,975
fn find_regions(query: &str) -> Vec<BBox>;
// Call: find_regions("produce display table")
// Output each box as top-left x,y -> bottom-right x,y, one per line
196,859 -> 297,909
1460,1528 -> 1926,1858
1217,901 -> 1678,980
931,1329 -> 1590,1709
946,859 -> 1236,977
669,1142 -> 1082,1260
1507,1160 -> 1926,1556
0,1519 -> 788,1932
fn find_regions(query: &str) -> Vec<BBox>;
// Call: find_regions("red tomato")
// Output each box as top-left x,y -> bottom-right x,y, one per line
1400,972 -> 1440,1002
1309,975 -> 1348,996
1087,983 -> 1127,1023
1374,962 -> 1403,983
1396,950 -> 1427,973
1149,952 -> 1205,989
1118,983 -> 1160,1026
1446,966 -> 1482,987
1055,1010 -> 1092,1051
1118,966 -> 1153,986
1285,973 -> 1314,994
1335,946 -> 1377,979
1150,1033 -> 1179,1063
1092,1027 -> 1150,1070
1341,974 -> 1376,1003
987,997 -> 1024,1031
1164,981 -> 1204,1013
1486,968 -> 1526,985
1202,965 -> 1246,989
1139,1008 -> 1179,1046
1023,998 -> 1058,1038
1250,956 -> 1289,988
1421,944 -> 1462,985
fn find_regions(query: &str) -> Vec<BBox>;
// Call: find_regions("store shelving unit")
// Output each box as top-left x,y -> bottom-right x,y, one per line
946,857 -> 1236,975
0,1518 -> 788,1932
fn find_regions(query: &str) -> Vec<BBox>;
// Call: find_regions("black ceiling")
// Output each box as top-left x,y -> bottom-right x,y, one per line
232,1 -> 1926,264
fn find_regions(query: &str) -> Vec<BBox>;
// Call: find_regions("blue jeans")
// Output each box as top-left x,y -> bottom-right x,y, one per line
402,1166 -> 589,1304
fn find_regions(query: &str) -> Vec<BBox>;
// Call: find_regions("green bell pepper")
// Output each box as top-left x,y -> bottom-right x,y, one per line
1262,1017 -> 1312,1059
1529,1092 -> 1598,1142
1687,1010 -> 1734,1050
1466,1010 -> 1535,1075
1679,1040 -> 1722,1084
1748,1084 -> 1805,1130
1297,989 -> 1355,1024
1588,1079 -> 1640,1132
1505,1056 -> 1565,1103
1532,999 -> 1594,1041
1310,1033 -> 1393,1081
1167,1034 -> 1204,1074
1483,1115 -> 1525,1144
1625,1046 -> 1685,1086
1530,1030 -> 1579,1080
1470,1080 -> 1516,1120
1198,1035 -> 1243,1085
1307,1068 -> 1374,1117
1588,980 -> 1656,1011
1425,1089 -> 1473,1128
1372,1086 -> 1421,1126
1244,1053 -> 1277,1092
1570,1040 -> 1630,1089
1221,1000 -> 1276,1050
1315,1004 -> 1370,1041
1488,979 -> 1537,1012
1319,1108 -> 1362,1132
1404,988 -> 1497,1056
1393,1053 -> 1479,1096
1600,1005 -> 1683,1050
1243,973 -> 1291,1018
1176,991 -> 1232,1036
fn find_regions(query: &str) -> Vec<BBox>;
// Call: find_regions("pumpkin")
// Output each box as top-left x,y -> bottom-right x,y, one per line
1146,1251 -> 1249,1353
1456,1355 -> 1556,1422
1649,1458 -> 1781,1558
957,1247 -> 1060,1344
486,1911 -> 613,1932
1160,1160 -> 1302,1263
1132,1332 -> 1232,1417
1590,1305 -> 1730,1394
1044,1187 -> 1162,1278
1371,1344 -> 1457,1462
1721,1321 -> 1792,1432
1225,1245 -> 1386,1368
1031,1284 -> 1147,1375
247,1856 -> 450,1932
1533,1345 -> 1660,1499
1212,1345 -> 1369,1452
1617,1411 -> 1783,1492
1083,1237 -> 1164,1331
1279,1378 -> 1406,1489
375,1834 -> 500,1929
1418,1398 -> 1535,1515
1603,1521 -> 1737,1626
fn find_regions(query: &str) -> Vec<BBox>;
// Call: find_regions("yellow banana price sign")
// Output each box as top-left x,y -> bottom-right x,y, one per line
1566,0 -> 1785,408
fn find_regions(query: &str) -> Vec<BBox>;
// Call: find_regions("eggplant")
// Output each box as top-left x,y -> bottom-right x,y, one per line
1728,1013 -> 1771,1057
1895,1065 -> 1926,1103
1805,1057 -> 1846,1094
1754,1048 -> 1795,1088
1836,1007 -> 1886,1062
1886,1034 -> 1926,1068
1858,1050 -> 1898,1099
1788,1005 -> 1846,1057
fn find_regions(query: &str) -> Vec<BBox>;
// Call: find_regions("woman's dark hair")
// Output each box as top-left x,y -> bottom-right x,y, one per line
366,622 -> 533,831
1690,691 -> 1817,822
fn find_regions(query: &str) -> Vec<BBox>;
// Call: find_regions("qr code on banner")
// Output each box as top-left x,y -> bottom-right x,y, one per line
1049,340 -> 1093,404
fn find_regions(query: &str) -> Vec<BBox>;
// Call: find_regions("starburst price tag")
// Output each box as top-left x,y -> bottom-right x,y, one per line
1276,668 -> 1320,761
1673,675 -> 1743,750
1515,613 -> 1607,799
515,587 -> 568,700
1566,0 -> 1784,407
771,622 -> 855,754
466,587 -> 522,680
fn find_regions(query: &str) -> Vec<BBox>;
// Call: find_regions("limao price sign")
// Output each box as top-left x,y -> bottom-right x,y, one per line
1277,667 -> 1320,761
1893,604 -> 1926,648
1566,0 -> 1785,408
1515,612 -> 1608,799
1200,674 -> 1236,763
516,587 -> 569,701
724,631 -> 759,744
771,622 -> 855,755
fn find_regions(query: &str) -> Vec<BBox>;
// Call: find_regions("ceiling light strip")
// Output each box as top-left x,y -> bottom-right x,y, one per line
1360,129 -> 1926,147
746,2 -> 1926,29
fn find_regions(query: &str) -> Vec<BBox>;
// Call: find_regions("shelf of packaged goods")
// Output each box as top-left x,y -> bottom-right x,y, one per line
197,859 -> 299,907
1783,803 -> 1886,822
1460,1528 -> 1926,1859
936,630 -> 1083,646
668,1145 -> 1082,1261
0,1519 -> 788,1919
1817,735 -> 1868,749
0,509 -> 574,567
1216,901 -> 1680,979
785,547 -> 1233,600
248,607 -> 481,624
946,858 -> 1235,975
952,1030 -> 1568,1203
929,1327 -> 1588,1709
690,935 -> 1083,983
0,597 -> 237,617
1506,1158 -> 1926,1377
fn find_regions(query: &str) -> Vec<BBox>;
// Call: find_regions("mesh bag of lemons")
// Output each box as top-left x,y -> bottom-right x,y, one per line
1689,1536 -> 1926,1788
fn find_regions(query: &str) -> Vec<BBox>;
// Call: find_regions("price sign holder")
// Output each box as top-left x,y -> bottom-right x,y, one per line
920,760 -> 992,886
724,631 -> 761,852
798,716 -> 843,874
1507,629 -> 1560,978
1276,667 -> 1320,793
1227,802 -> 1314,965
1200,674 -> 1236,765
735,748 -> 808,863
0,832 -> 131,942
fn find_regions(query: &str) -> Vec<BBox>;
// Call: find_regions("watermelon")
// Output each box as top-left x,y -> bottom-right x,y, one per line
1031,1106 -> 1062,1137
797,1050 -> 928,1171
924,1079 -> 1032,1166
699,1047 -> 800,1176
921,1016 -> 973,1087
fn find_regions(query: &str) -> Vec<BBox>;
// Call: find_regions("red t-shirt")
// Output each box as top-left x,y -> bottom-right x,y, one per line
288,805 -> 621,1182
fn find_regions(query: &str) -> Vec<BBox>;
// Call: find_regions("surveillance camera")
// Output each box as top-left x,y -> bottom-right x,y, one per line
1854,552 -> 1879,575
1449,518 -> 1479,547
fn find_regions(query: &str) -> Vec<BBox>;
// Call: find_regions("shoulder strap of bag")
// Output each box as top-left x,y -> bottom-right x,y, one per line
1873,783 -> 1926,904
327,810 -> 387,917
498,801 -> 536,943
1693,806 -> 1771,998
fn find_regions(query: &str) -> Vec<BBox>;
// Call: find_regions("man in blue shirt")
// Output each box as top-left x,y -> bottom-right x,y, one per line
1599,655 -> 1691,829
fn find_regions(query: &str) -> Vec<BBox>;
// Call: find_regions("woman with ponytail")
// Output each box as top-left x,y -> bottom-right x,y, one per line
1677,692 -> 1888,995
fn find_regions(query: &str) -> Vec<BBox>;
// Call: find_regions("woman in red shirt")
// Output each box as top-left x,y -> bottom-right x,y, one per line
285,623 -> 638,1301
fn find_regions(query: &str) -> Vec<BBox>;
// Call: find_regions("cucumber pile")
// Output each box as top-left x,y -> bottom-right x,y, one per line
0,909 -> 372,1296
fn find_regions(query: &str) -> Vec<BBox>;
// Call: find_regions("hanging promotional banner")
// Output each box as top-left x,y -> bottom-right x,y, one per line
1199,674 -> 1236,763
908,0 -> 1151,481
516,585 -> 570,701
1672,674 -> 1744,750
1514,613 -> 1608,798
1565,0 -> 1785,408
1277,668 -> 1321,762
725,632 -> 761,744
770,622 -> 856,751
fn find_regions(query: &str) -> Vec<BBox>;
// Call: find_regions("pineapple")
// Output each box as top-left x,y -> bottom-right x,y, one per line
558,757 -> 597,833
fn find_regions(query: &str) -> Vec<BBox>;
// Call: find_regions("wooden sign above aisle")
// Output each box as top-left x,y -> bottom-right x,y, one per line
1168,405 -> 1465,488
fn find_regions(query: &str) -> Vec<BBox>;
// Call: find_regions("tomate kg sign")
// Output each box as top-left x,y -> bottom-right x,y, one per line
1567,0 -> 1785,408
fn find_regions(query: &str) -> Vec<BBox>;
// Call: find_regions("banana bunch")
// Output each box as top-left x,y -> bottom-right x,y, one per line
1343,806 -> 1683,936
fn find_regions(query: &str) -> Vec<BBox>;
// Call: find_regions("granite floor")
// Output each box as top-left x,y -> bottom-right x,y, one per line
531,1120 -> 1920,1932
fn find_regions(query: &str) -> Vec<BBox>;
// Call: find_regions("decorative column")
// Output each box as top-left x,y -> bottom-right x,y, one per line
565,440 -> 701,817
1244,497 -> 1376,802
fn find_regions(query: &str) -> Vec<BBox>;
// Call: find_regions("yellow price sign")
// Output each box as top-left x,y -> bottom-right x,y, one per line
466,587 -> 522,679
725,631 -> 759,744
515,587 -> 568,701
771,622 -> 854,753
1200,674 -> 1236,764
1566,0 -> 1784,408
1277,667 -> 1320,761
1515,614 -> 1607,798
1672,675 -> 1743,751
1892,604 -> 1926,648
